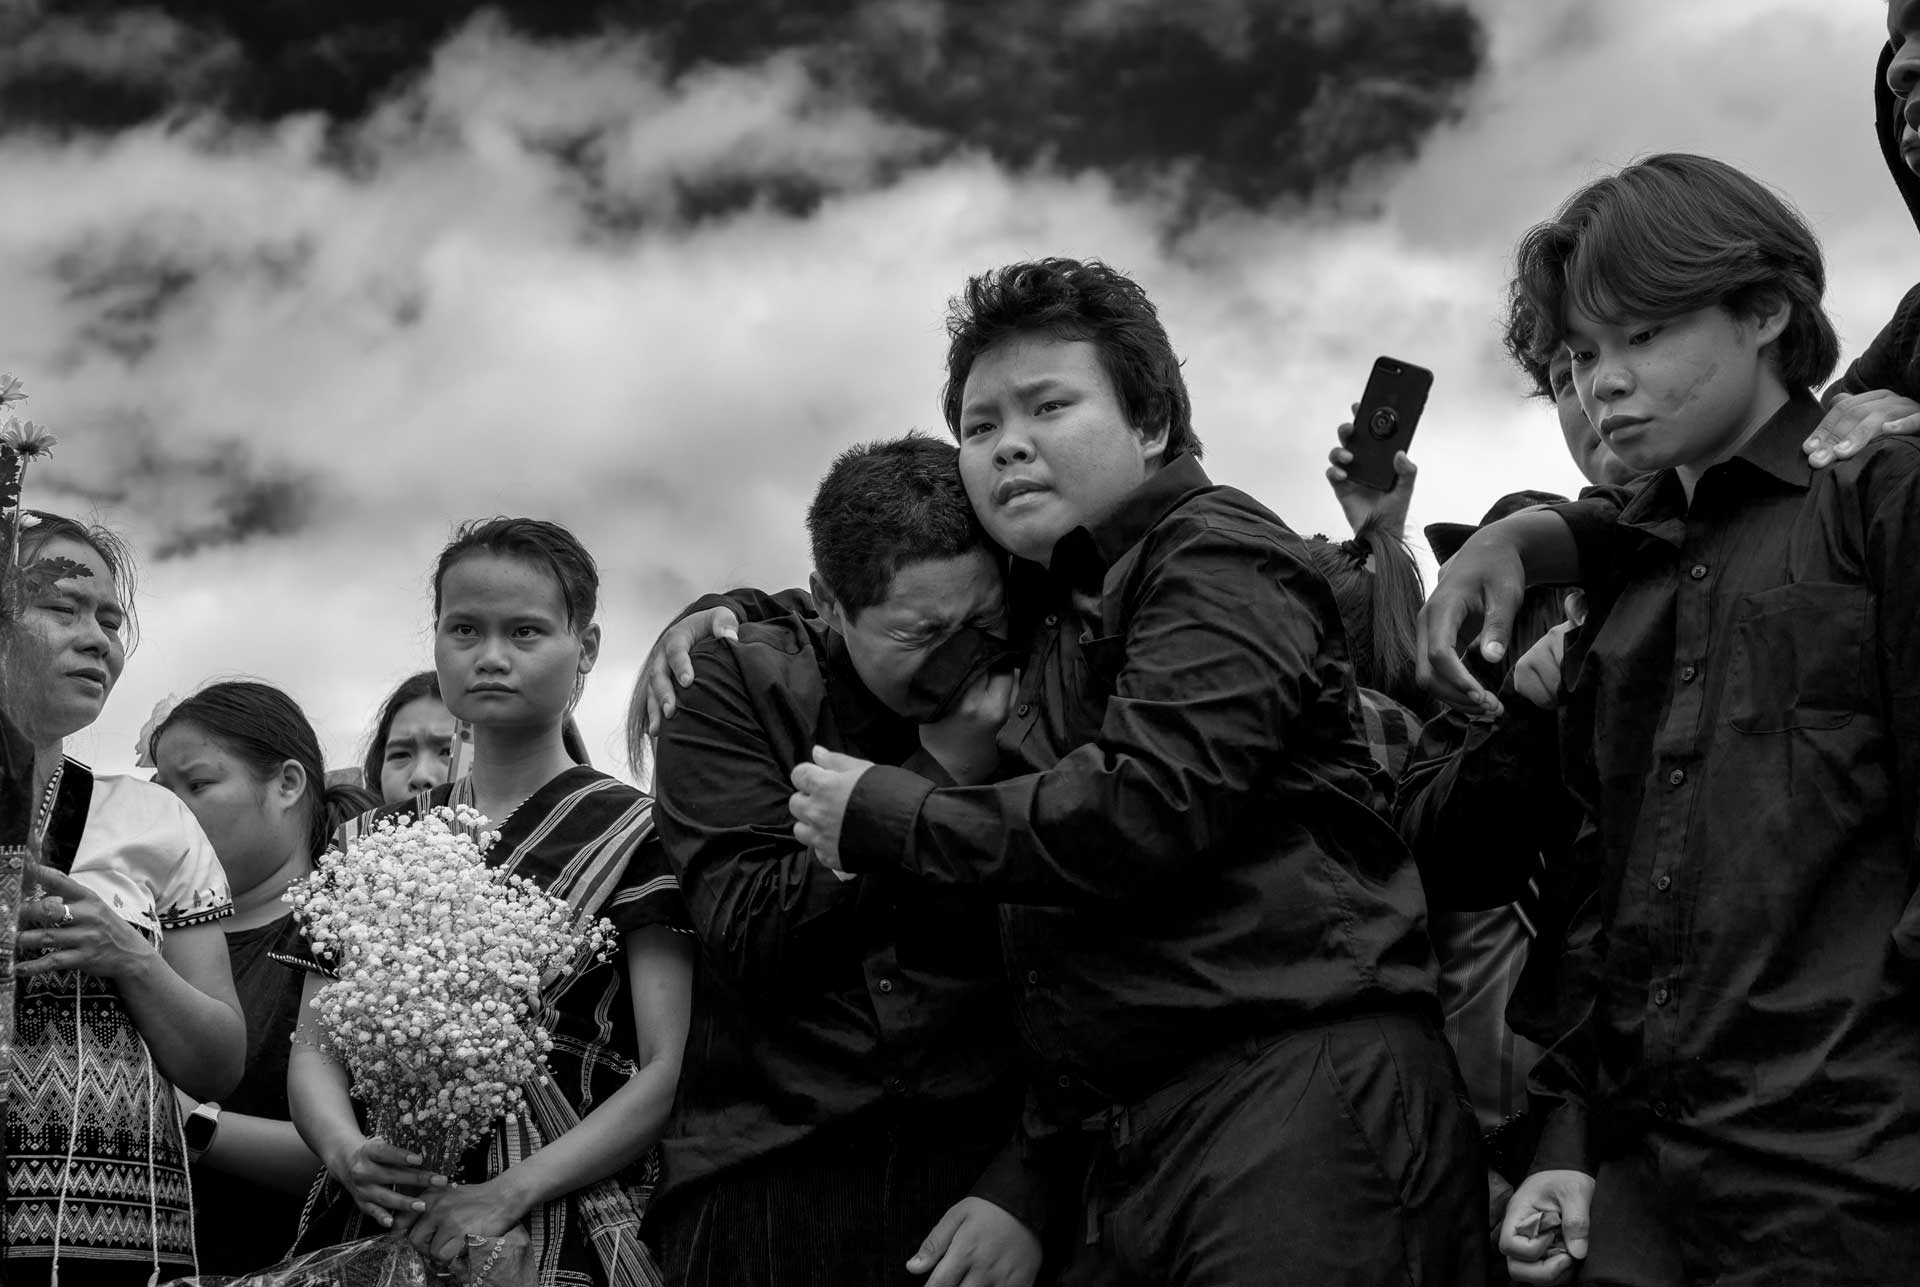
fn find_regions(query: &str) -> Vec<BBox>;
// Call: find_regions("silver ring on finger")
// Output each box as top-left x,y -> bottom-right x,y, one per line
57,904 -> 73,928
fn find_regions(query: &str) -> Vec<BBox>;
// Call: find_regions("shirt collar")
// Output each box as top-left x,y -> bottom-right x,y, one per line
1046,453 -> 1215,588
1618,393 -> 1821,533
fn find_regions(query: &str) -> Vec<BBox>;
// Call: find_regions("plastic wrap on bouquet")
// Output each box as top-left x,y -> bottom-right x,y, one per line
164,1228 -> 532,1287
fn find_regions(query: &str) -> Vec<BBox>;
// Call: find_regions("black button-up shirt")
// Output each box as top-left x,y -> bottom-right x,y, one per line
1533,396 -> 1920,1277
652,613 -> 1036,1217
840,455 -> 1438,1112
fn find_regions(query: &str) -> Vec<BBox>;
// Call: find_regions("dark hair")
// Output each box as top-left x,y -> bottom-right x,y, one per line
806,434 -> 987,618
941,258 -> 1202,461
359,670 -> 441,791
153,680 -> 377,860
1305,519 -> 1427,713
432,517 -> 599,631
1509,153 -> 1838,391
18,510 -> 141,650
1501,289 -> 1556,400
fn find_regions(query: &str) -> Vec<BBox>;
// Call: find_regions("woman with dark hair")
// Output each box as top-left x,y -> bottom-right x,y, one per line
360,671 -> 456,805
290,517 -> 689,1287
2,511 -> 246,1285
150,681 -> 378,1275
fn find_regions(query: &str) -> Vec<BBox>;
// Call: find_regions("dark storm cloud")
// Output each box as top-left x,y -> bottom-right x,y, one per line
3,0 -> 1483,211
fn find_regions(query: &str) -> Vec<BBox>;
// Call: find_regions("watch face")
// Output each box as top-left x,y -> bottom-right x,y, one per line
184,1109 -> 218,1153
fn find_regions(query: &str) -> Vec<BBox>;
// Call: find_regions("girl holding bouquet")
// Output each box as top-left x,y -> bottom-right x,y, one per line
288,517 -> 694,1287
2,513 -> 246,1285
148,681 -> 379,1274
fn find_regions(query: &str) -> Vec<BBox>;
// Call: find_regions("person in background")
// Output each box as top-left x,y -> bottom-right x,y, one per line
1,512 -> 245,1285
149,680 -> 378,1275
361,670 -> 594,806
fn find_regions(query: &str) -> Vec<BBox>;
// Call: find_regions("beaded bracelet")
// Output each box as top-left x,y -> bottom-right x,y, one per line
474,1238 -> 507,1284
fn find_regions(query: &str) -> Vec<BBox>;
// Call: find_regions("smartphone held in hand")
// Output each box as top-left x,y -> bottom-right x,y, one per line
1347,356 -> 1432,491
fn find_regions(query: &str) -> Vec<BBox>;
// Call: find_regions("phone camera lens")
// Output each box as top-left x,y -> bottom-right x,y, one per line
1368,407 -> 1398,438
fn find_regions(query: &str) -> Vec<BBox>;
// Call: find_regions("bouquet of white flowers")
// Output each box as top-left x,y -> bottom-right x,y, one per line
289,803 -> 613,1167
168,805 -> 613,1286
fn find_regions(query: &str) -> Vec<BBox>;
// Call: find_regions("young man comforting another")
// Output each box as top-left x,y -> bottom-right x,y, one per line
789,259 -> 1487,1286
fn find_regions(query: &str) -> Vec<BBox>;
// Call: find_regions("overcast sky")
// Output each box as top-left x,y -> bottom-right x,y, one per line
5,0 -> 1906,779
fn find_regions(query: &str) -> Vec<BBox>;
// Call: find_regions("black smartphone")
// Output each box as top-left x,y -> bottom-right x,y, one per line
1347,355 -> 1432,491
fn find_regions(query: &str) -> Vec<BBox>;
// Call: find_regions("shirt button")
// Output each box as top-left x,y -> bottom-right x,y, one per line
1653,985 -> 1670,1006
1653,1100 -> 1671,1119
1668,768 -> 1686,787
1057,1074 -> 1074,1089
885,1077 -> 906,1095
1025,970 -> 1040,986
1680,665 -> 1697,683
1016,704 -> 1031,717
1045,614 -> 1059,627
877,978 -> 894,994
1689,564 -> 1708,580
1655,874 -> 1672,892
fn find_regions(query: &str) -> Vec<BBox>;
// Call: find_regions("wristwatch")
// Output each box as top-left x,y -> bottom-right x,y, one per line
183,1100 -> 222,1161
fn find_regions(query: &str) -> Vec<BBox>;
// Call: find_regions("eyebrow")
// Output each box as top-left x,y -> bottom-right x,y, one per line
960,375 -> 1072,420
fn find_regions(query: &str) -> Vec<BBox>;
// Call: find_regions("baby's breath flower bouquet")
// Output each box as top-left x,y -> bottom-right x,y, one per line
172,806 -> 616,1285
289,804 -> 613,1169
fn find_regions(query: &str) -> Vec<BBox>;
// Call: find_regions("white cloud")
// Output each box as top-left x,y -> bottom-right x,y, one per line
9,1 -> 1904,781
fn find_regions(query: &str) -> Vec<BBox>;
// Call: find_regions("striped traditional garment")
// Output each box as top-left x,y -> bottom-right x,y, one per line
303,766 -> 687,1287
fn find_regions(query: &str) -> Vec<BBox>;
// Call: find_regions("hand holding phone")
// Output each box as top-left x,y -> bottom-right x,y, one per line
1344,356 -> 1432,491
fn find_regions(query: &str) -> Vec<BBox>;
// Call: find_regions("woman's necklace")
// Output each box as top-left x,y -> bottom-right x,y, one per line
31,759 -> 65,852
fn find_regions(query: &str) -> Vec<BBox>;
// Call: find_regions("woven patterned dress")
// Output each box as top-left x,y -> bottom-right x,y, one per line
7,763 -> 232,1284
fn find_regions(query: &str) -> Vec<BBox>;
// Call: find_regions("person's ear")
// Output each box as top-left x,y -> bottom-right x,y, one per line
810,572 -> 851,636
272,759 -> 309,813
1135,414 -> 1171,469
1748,291 -> 1791,350
576,622 -> 602,675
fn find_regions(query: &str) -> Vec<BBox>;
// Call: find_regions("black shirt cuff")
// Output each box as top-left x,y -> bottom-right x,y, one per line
842,765 -> 933,874
966,1137 -> 1054,1237
1527,1101 -> 1591,1178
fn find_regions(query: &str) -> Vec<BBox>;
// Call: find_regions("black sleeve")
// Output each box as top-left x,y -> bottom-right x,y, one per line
682,586 -> 815,624
653,638 -> 867,984
841,514 -> 1343,901
1394,696 -> 1578,910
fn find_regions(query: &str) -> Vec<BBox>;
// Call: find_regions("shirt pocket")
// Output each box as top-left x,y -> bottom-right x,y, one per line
1723,581 -> 1871,734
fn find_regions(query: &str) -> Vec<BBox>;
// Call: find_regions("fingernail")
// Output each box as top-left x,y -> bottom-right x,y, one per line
411,1200 -> 427,1212
406,1154 -> 423,1165
1810,450 -> 1830,466
380,1215 -> 393,1228
431,1175 -> 450,1187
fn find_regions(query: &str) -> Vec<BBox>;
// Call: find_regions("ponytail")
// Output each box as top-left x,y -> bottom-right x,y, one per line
1307,518 -> 1428,714
320,781 -> 380,849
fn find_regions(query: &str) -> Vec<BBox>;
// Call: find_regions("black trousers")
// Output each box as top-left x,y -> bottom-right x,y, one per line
1064,1012 -> 1488,1287
646,1122 -> 1008,1287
